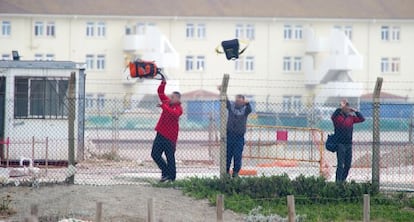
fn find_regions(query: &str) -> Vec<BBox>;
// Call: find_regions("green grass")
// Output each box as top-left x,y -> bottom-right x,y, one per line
154,176 -> 414,221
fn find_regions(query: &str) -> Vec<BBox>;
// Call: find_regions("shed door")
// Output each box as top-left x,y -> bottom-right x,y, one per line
0,77 -> 5,159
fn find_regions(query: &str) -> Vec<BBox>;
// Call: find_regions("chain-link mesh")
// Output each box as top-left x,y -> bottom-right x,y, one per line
1,94 -> 414,190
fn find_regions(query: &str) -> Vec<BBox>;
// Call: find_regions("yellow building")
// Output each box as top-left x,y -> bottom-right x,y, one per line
1,0 -> 414,112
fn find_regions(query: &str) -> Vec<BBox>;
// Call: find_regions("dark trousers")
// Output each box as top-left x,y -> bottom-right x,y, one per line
336,143 -> 353,182
151,133 -> 176,180
226,131 -> 245,174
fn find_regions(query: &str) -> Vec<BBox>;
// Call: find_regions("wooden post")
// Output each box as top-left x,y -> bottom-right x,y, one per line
95,202 -> 102,222
216,194 -> 224,222
287,195 -> 296,222
372,77 -> 383,190
67,72 -> 76,184
363,194 -> 370,222
45,137 -> 49,173
219,74 -> 230,178
30,204 -> 38,218
6,137 -> 9,167
147,198 -> 154,222
32,136 -> 35,163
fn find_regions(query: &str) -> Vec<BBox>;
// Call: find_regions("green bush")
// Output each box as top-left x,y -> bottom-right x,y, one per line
155,175 -> 414,221
159,174 -> 378,204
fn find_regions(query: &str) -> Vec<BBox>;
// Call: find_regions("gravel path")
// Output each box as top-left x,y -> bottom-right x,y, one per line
1,185 -> 244,222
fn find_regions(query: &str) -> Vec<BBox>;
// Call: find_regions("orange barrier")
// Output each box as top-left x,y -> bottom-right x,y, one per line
244,125 -> 325,176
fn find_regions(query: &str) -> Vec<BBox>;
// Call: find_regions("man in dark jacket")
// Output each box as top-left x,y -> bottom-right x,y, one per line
151,78 -> 183,182
226,94 -> 252,177
331,99 -> 365,182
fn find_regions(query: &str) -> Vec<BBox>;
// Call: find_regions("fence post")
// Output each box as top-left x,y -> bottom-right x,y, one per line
95,202 -> 103,222
372,77 -> 383,190
216,194 -> 224,222
219,74 -> 230,178
287,195 -> 296,222
363,194 -> 370,222
77,68 -> 86,161
67,72 -> 76,184
147,198 -> 154,222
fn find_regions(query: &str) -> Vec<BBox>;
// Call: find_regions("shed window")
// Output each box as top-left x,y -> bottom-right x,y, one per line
14,77 -> 69,119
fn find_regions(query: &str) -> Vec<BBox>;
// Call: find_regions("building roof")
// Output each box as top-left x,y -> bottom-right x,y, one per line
1,0 -> 414,19
181,89 -> 219,100
360,92 -> 408,101
0,60 -> 78,69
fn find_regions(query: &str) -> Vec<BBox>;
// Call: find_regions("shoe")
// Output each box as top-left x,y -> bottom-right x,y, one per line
232,172 -> 239,178
159,176 -> 170,183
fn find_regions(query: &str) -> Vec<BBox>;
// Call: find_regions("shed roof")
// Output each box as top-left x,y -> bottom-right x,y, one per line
0,60 -> 78,69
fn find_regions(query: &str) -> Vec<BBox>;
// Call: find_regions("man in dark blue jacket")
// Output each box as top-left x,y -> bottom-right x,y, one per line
331,99 -> 365,182
226,95 -> 252,178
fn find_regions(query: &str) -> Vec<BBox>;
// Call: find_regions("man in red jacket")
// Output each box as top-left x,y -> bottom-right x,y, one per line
151,78 -> 183,182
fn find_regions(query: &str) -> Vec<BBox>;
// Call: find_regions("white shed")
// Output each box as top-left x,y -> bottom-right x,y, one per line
0,60 -> 85,163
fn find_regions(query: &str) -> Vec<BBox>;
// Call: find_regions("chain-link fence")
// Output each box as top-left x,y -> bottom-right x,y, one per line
1,94 -> 414,189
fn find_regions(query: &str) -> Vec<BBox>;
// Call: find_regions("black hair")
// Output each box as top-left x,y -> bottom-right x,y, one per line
173,91 -> 181,99
236,94 -> 245,100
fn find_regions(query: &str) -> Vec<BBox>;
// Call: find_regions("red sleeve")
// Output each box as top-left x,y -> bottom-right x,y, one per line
158,81 -> 170,103
161,103 -> 183,118
353,111 -> 365,123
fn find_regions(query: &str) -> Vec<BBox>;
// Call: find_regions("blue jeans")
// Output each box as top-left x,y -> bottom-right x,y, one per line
336,143 -> 353,182
226,132 -> 245,174
151,133 -> 176,180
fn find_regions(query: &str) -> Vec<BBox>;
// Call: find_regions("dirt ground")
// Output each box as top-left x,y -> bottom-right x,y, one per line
0,184 -> 244,222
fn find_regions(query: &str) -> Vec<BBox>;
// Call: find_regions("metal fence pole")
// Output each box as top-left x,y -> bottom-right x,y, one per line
372,77 -> 383,190
219,74 -> 230,178
67,72 -> 76,184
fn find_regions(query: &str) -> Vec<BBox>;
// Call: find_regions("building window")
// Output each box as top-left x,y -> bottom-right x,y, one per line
85,54 -> 94,69
246,24 -> 255,40
186,24 -> 194,38
196,56 -> 205,71
344,26 -> 352,40
381,57 -> 400,73
245,56 -> 255,71
282,96 -> 302,113
96,55 -> 106,70
293,25 -> 303,40
235,58 -> 243,72
1,54 -> 10,60
46,22 -> 55,37
381,26 -> 389,41
293,57 -> 302,71
97,94 -> 105,110
45,54 -> 54,61
283,56 -> 302,72
97,22 -> 106,37
185,56 -> 194,71
234,57 -> 254,72
283,57 -> 291,71
197,24 -> 206,39
34,54 -> 43,61
284,25 -> 292,40
85,94 -> 94,109
1,21 -> 11,36
391,57 -> 400,73
391,26 -> 400,41
282,96 -> 291,112
14,77 -> 69,119
380,58 -> 389,73
235,24 -> 244,39
136,23 -> 145,35
334,25 -> 353,40
86,22 -> 94,37
34,21 -> 44,36
235,24 -> 255,40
